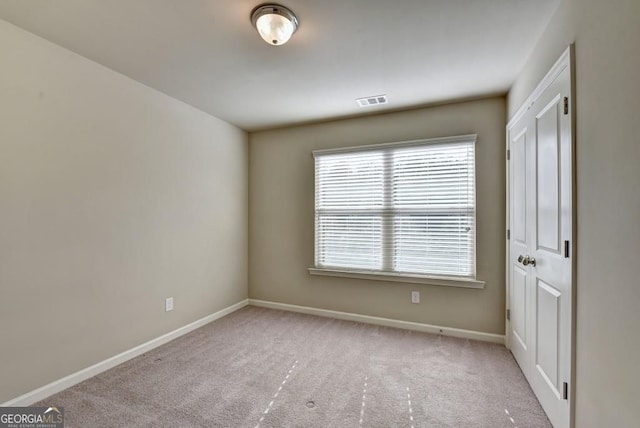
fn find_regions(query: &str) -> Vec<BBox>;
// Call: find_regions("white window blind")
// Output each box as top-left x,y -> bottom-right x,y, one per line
314,135 -> 476,279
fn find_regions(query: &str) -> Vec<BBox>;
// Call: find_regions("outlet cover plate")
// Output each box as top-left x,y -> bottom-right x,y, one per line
411,291 -> 420,304
165,297 -> 174,312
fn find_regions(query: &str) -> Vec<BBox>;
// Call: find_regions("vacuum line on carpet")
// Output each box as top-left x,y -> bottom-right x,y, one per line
254,359 -> 298,428
406,386 -> 415,428
504,408 -> 519,428
359,376 -> 368,426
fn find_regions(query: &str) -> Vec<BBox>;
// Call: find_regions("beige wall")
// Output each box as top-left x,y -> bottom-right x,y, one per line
249,97 -> 506,334
508,0 -> 640,426
0,20 -> 248,403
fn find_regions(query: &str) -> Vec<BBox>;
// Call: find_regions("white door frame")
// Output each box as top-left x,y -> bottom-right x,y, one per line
505,44 -> 576,427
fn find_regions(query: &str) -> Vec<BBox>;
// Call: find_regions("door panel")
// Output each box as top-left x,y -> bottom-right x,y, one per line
536,279 -> 561,393
512,131 -> 527,244
536,99 -> 561,253
527,62 -> 572,428
507,49 -> 573,428
512,266 -> 528,349
508,120 -> 531,369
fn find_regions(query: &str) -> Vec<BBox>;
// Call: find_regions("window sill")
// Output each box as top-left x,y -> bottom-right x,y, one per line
308,268 -> 485,289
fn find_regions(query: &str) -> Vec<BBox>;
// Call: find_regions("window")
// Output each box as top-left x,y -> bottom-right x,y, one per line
311,135 -> 481,287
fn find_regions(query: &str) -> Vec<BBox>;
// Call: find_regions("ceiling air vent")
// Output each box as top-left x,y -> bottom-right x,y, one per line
356,94 -> 388,107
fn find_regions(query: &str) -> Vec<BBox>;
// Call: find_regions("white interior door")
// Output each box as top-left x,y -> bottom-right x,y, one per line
508,114 -> 531,371
507,48 -> 574,428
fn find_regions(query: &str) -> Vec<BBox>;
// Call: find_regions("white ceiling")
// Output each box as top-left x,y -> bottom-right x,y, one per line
0,0 -> 559,131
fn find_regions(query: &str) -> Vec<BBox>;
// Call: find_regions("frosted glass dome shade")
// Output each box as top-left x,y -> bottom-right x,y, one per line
251,5 -> 299,46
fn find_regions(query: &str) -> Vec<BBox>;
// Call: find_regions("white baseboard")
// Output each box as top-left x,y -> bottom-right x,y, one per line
2,299 -> 249,407
248,299 -> 504,344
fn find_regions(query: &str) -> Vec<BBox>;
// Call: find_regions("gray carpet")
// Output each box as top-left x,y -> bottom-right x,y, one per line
36,306 -> 551,427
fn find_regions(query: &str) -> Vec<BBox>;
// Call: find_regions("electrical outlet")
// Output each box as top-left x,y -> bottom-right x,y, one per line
411,291 -> 420,304
165,297 -> 174,312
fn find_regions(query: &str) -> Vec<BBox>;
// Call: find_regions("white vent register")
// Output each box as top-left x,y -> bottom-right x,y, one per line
356,94 -> 388,107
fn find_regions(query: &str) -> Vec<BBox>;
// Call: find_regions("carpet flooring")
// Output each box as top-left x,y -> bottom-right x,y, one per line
36,306 -> 551,427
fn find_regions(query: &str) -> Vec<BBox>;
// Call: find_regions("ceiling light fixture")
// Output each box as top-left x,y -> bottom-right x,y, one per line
251,4 -> 299,46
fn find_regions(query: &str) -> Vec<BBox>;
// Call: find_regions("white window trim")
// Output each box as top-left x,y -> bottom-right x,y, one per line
311,134 -> 482,289
308,267 -> 485,289
312,134 -> 477,155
